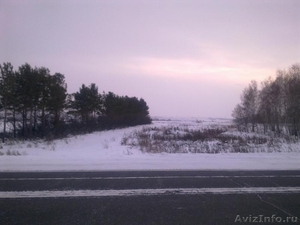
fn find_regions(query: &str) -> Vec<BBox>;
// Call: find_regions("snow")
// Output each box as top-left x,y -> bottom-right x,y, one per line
0,117 -> 300,172
2,187 -> 300,198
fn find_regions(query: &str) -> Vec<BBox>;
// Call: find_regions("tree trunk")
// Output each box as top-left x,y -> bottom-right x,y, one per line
29,107 -> 33,139
41,106 -> 45,138
33,107 -> 37,136
2,97 -> 7,143
22,108 -> 26,139
13,108 -> 16,138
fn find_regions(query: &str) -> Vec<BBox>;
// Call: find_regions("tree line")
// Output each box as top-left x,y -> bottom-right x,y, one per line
232,63 -> 300,137
0,62 -> 151,142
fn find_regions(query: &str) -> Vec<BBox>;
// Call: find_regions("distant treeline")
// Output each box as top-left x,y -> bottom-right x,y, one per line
232,63 -> 300,136
0,62 -> 151,142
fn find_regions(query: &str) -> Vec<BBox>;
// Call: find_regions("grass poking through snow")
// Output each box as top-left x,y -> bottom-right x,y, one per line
121,126 -> 300,153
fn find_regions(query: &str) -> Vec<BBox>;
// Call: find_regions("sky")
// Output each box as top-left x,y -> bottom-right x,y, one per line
1,0 -> 299,118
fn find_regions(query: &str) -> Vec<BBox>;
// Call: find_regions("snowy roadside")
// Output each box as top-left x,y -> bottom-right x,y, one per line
0,118 -> 300,172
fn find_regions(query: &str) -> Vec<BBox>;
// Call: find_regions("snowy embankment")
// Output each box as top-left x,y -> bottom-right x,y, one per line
0,117 -> 300,171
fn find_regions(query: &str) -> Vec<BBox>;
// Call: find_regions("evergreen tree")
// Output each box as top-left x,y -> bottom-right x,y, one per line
72,83 -> 102,124
0,62 -> 151,140
47,73 -> 67,133
0,62 -> 15,142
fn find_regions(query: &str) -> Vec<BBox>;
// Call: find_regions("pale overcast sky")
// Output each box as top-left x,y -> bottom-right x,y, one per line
1,0 -> 299,118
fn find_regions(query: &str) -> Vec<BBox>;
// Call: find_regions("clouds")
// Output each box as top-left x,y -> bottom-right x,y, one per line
123,45 -> 274,86
1,0 -> 299,117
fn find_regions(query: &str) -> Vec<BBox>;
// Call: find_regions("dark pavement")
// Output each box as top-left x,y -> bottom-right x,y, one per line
0,170 -> 299,225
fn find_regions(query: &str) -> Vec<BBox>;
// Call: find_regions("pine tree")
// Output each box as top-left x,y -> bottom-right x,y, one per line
0,62 -> 15,142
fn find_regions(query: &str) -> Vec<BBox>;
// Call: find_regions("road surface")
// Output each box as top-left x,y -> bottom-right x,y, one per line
0,170 -> 299,224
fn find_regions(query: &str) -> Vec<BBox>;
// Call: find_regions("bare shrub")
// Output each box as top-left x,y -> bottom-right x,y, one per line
46,139 -> 53,146
6,150 -> 22,156
27,143 -> 32,148
6,150 -> 12,155
34,141 -> 39,148
45,140 -> 56,151
110,137 -> 116,142
121,135 -> 129,145
22,151 -> 28,155
102,139 -> 109,149
6,139 -> 19,146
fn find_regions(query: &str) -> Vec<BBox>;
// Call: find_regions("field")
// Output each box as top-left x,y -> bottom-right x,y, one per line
0,117 -> 300,171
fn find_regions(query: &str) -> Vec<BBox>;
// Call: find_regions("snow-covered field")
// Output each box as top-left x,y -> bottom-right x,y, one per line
0,117 -> 300,171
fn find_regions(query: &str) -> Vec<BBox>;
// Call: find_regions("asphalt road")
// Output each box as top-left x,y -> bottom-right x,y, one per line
0,170 -> 299,225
